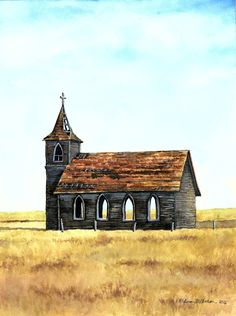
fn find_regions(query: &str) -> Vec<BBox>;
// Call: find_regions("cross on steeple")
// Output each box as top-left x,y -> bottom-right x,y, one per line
43,93 -> 83,144
60,92 -> 66,107
59,92 -> 70,132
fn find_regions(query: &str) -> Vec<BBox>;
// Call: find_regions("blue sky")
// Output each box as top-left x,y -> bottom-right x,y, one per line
0,0 -> 235,211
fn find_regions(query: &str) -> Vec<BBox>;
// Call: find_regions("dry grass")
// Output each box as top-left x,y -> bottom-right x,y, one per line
197,208 -> 236,221
0,211 -> 235,316
0,211 -> 45,222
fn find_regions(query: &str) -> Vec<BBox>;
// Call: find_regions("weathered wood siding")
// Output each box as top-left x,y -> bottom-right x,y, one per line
45,166 -> 65,230
45,140 -> 80,230
59,191 -> 175,230
45,140 -> 80,165
175,161 -> 196,228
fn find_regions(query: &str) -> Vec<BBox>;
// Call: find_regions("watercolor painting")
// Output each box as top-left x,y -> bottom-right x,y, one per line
0,1 -> 235,315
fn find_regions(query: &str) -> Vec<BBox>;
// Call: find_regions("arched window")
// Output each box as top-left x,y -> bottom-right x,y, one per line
123,195 -> 135,221
97,195 -> 108,220
73,196 -> 85,220
53,143 -> 63,162
148,195 -> 160,221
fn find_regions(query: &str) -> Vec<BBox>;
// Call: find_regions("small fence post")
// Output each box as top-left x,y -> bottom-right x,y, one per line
171,222 -> 175,232
213,220 -> 216,230
60,218 -> 64,233
94,219 -> 97,231
133,222 -> 137,232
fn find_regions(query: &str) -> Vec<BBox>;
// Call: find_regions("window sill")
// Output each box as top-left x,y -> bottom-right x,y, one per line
96,218 -> 108,221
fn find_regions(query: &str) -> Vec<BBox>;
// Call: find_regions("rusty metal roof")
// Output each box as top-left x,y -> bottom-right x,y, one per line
43,105 -> 83,142
54,150 -> 200,195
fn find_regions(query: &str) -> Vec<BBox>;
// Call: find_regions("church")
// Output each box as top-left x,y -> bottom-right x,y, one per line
44,93 -> 201,231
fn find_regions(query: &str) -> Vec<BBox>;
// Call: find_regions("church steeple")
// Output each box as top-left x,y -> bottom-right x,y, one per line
44,93 -> 83,230
44,92 -> 83,143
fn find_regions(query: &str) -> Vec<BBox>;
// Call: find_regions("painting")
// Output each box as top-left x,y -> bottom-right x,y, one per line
0,1 -> 235,315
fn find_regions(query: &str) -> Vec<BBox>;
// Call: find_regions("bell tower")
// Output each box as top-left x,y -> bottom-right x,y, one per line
43,93 -> 83,230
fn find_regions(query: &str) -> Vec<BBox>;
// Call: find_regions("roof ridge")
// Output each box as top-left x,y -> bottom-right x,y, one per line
76,150 -> 189,155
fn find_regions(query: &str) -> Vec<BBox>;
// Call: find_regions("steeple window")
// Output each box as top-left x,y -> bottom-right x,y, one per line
53,143 -> 63,162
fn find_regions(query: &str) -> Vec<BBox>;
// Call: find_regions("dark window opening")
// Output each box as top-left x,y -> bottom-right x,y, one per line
74,196 -> 84,220
54,144 -> 63,162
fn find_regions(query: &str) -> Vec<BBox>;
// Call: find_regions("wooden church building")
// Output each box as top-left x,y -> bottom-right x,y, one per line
44,93 -> 201,231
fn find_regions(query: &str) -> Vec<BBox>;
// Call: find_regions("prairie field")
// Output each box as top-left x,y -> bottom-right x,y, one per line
0,210 -> 235,316
197,208 -> 236,221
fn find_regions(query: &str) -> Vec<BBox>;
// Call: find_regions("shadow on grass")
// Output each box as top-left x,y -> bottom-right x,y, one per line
0,220 -> 45,223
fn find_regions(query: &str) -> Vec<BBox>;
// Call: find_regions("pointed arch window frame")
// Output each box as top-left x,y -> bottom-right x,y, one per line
96,194 -> 109,221
147,194 -> 160,221
53,143 -> 63,162
122,194 -> 135,221
73,195 -> 85,220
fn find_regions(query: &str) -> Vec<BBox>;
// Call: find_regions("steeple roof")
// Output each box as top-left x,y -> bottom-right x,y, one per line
43,93 -> 83,142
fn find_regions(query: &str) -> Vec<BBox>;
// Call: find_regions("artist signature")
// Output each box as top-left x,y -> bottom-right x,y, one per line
178,298 -> 227,305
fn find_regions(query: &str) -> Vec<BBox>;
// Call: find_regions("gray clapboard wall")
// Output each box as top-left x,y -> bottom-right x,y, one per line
45,140 -> 80,230
175,161 -> 196,228
59,191 -> 175,230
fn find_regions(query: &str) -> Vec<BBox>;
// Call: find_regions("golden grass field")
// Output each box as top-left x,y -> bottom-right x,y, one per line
0,209 -> 235,316
197,208 -> 236,221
